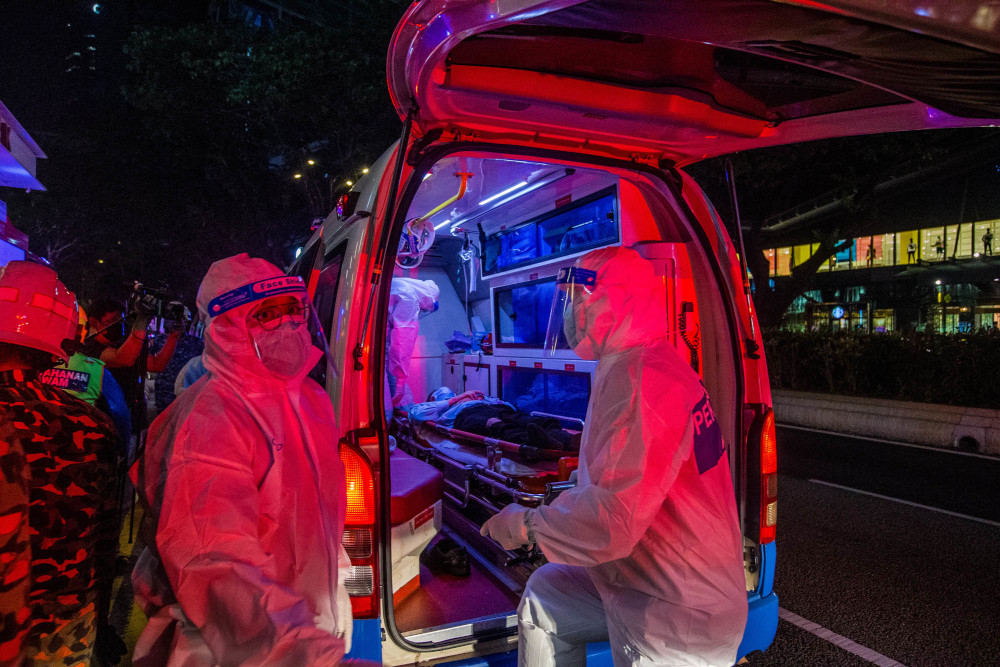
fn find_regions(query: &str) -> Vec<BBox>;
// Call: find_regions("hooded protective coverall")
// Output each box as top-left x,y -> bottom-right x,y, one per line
130,254 -> 352,666
488,246 -> 747,666
386,277 -> 439,407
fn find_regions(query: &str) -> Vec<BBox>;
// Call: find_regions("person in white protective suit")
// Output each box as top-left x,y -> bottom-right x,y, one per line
130,254 -> 357,666
386,277 -> 440,407
481,246 -> 747,666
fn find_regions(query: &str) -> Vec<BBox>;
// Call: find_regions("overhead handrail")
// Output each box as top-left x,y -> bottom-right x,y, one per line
413,171 -> 473,224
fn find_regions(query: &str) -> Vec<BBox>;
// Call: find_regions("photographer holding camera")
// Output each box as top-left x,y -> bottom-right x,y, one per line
84,295 -> 183,436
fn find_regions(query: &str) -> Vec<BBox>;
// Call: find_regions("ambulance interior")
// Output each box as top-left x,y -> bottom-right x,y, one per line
382,154 -> 737,644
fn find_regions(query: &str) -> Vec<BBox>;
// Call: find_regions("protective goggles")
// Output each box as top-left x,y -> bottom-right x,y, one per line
543,266 -> 596,355
251,301 -> 312,330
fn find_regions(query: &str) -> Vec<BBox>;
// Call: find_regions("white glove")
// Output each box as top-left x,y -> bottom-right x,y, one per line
480,504 -> 534,550
335,546 -> 353,653
335,581 -> 353,654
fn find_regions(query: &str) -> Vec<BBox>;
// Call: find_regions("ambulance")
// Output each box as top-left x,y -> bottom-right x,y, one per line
289,1 -> 1000,663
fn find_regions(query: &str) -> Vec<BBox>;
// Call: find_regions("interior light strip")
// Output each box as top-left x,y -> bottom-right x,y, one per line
478,181 -> 528,206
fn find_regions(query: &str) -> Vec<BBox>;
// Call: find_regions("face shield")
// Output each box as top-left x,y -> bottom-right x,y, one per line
543,266 -> 597,355
206,275 -> 334,382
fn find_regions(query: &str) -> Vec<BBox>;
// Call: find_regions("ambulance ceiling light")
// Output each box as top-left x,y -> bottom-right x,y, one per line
449,168 -> 575,234
433,218 -> 453,231
479,181 -> 528,206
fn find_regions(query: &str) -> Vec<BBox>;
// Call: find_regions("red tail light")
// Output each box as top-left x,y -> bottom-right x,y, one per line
758,410 -> 778,544
339,440 -> 379,618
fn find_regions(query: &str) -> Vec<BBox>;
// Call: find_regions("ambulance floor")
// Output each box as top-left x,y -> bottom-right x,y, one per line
395,545 -> 522,634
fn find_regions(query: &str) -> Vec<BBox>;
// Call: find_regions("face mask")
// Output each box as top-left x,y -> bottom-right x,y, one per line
252,323 -> 312,379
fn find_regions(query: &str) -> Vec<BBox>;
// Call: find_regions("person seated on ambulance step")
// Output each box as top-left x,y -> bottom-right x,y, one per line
409,387 -> 578,451
0,261 -> 121,667
481,246 -> 747,667
129,254 -> 368,666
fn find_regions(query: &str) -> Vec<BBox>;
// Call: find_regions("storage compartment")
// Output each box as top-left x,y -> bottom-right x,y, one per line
497,364 -> 591,423
463,359 -> 490,395
388,449 -> 445,605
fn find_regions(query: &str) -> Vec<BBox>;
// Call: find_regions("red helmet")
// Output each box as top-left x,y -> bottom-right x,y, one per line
0,261 -> 79,363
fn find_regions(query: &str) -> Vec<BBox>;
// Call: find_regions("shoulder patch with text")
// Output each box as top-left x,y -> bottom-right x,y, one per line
38,367 -> 91,393
692,392 -> 724,474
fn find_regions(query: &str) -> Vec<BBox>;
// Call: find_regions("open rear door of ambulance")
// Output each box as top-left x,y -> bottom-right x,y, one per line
389,0 -> 1000,169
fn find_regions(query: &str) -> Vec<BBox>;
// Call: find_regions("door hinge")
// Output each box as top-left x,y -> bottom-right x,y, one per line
630,153 -> 659,167
445,126 -> 480,143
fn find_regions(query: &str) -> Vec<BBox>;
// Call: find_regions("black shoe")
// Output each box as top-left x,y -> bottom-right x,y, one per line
420,538 -> 471,576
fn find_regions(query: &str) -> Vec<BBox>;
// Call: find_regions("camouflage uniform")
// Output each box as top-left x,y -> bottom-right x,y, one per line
0,421 -> 31,664
0,369 -> 120,666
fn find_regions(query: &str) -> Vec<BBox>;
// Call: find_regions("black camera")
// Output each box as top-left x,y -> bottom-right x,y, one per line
128,282 -> 171,318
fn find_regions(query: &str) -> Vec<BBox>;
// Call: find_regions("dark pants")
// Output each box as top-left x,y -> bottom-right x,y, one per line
454,404 -> 577,451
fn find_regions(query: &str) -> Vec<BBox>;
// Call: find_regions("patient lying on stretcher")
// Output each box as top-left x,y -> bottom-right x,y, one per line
408,387 -> 579,452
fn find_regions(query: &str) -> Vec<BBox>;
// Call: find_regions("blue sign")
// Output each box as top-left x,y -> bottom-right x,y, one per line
692,393 -> 724,474
832,306 -> 845,319
207,275 -> 306,317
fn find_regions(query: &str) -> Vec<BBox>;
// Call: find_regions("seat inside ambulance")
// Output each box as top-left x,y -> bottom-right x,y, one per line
383,153 -> 718,638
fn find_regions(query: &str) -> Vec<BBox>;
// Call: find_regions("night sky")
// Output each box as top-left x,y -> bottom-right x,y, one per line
3,1 -> 1000,304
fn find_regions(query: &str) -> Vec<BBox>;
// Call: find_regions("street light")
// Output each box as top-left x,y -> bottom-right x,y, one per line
346,180 -> 353,187
293,173 -> 302,179
362,167 -> 369,174
307,159 -> 315,165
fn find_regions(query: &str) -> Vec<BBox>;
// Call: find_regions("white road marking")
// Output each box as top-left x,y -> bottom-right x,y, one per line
776,423 -> 998,461
778,607 -> 908,667
807,478 -> 1000,528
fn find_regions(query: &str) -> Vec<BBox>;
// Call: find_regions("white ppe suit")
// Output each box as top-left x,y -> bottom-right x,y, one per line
130,254 -> 352,666
386,277 -> 440,407
504,247 -> 748,666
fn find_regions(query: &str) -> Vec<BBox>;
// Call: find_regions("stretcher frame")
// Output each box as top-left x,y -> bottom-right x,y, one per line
392,412 -> 576,508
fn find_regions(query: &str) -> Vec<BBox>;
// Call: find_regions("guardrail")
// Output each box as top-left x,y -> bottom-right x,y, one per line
772,389 -> 1000,456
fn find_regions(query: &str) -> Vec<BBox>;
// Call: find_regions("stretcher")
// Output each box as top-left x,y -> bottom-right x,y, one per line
392,410 -> 577,509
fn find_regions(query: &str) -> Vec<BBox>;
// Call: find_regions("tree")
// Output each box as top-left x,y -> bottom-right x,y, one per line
105,3 -> 406,300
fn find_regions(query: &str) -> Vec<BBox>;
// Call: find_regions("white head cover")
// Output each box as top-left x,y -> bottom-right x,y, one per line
546,246 -> 669,360
196,253 -> 321,385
